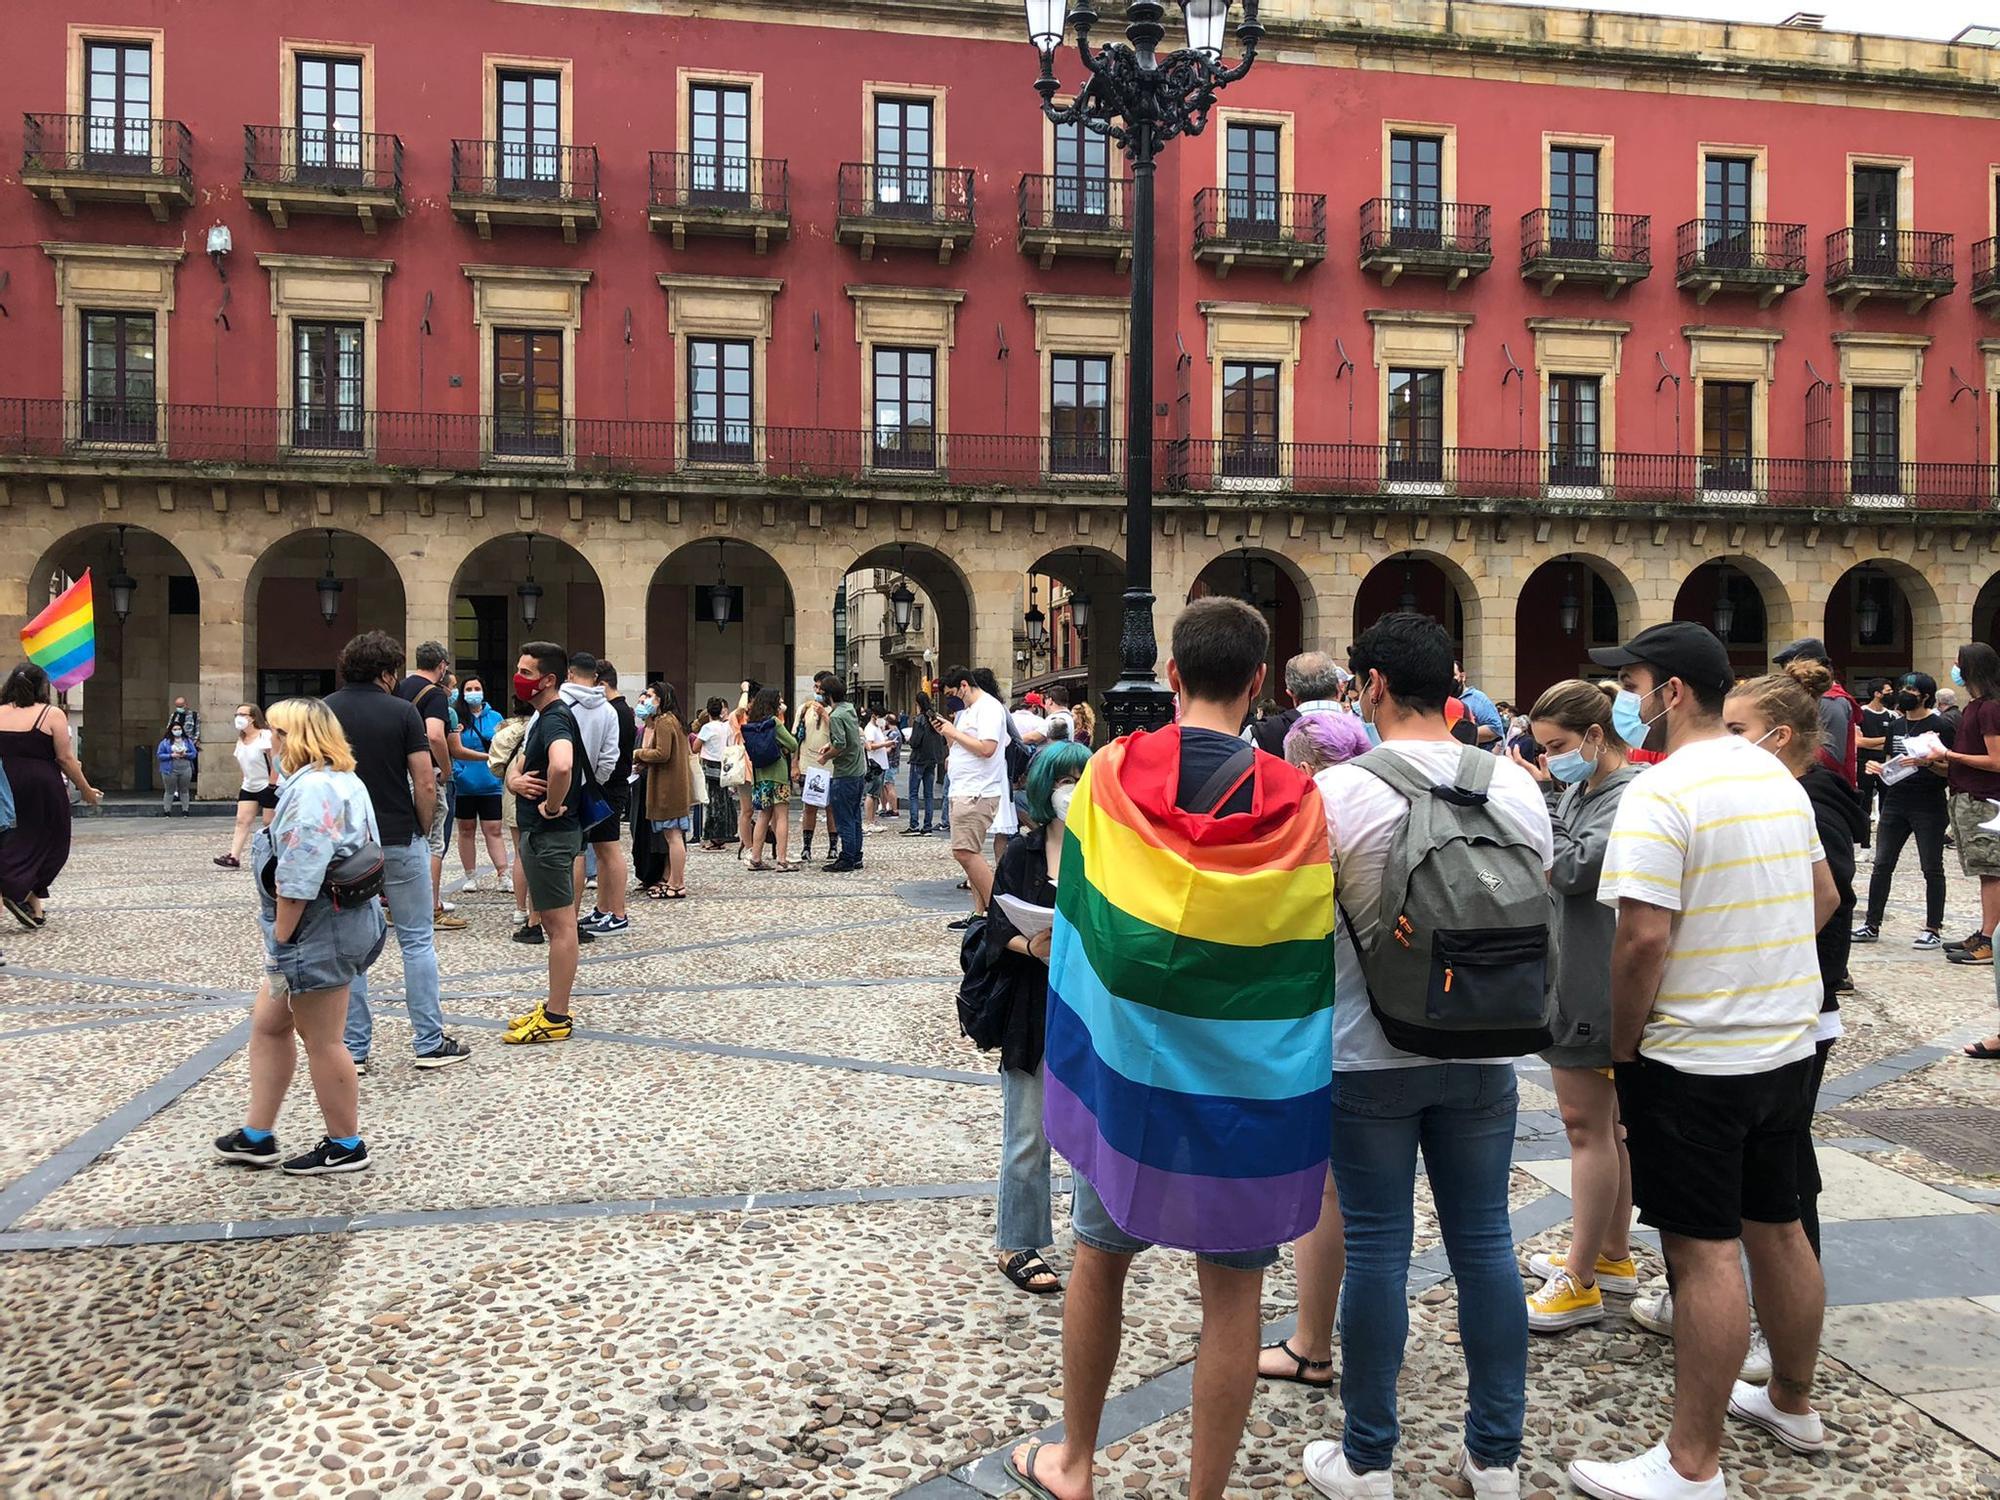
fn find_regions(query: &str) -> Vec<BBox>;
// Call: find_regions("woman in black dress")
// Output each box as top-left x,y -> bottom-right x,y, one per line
0,662 -> 104,929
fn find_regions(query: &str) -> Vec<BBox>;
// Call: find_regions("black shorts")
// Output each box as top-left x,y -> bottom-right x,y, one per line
455,792 -> 503,822
238,785 -> 279,810
1615,1053 -> 1816,1241
585,782 -> 628,845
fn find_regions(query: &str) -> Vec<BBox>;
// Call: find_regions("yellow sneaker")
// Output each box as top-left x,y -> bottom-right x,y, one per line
501,1004 -> 573,1045
1527,1270 -> 1605,1333
1529,1251 -> 1639,1297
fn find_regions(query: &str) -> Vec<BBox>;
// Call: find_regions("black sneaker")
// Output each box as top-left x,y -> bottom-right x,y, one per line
512,923 -> 545,945
1851,924 -> 1880,944
1945,929 -> 1986,953
282,1137 -> 370,1175
214,1128 -> 279,1168
576,928 -> 597,945
414,1036 -> 472,1070
947,915 -> 978,930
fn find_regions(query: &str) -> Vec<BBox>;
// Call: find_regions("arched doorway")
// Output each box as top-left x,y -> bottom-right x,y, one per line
1672,558 -> 1781,677
246,529 -> 406,703
647,539 -> 796,714
1514,556 -> 1636,706
1825,560 -> 1934,691
1189,546 -> 1311,694
1354,554 -> 1469,662
1023,545 -> 1124,711
1975,571 -> 2000,651
450,533 -> 604,703
835,543 -> 973,715
25,524 -> 200,793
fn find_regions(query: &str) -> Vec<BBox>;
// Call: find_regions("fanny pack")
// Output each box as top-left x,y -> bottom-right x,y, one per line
261,841 -> 387,910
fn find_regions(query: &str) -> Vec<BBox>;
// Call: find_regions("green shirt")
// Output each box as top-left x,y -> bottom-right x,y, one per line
754,722 -> 799,786
827,703 -> 868,778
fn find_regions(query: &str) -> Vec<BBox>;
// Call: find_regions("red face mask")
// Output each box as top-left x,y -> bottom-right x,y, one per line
512,671 -> 543,702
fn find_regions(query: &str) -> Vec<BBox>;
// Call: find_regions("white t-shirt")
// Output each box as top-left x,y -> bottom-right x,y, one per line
865,722 -> 891,770
234,730 -> 276,792
1046,709 -> 1076,740
1316,740 -> 1556,1071
696,719 -> 733,765
1012,709 -> 1050,743
1598,733 -> 1825,1076
949,693 -> 1011,798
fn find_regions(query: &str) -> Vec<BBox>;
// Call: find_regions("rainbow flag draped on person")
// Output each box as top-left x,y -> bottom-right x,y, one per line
20,571 -> 95,690
1043,726 -> 1337,1254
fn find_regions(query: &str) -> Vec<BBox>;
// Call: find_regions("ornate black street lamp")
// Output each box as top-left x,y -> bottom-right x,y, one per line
108,524 -> 138,626
1025,0 -> 1263,737
517,534 -> 544,629
316,529 -> 344,626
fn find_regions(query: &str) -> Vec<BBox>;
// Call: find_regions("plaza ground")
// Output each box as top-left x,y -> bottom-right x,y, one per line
1,814 -> 1998,1499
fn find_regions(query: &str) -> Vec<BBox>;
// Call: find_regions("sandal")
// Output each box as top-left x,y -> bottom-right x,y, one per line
775,862 -> 799,873
1006,1441 -> 1066,1500
999,1249 -> 1062,1295
1260,1337 -> 1334,1386
1963,1039 -> 2000,1060
644,885 -> 672,900
748,860 -> 771,872
665,887 -> 687,899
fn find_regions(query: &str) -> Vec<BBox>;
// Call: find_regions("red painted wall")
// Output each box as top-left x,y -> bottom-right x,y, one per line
4,2 -> 1996,462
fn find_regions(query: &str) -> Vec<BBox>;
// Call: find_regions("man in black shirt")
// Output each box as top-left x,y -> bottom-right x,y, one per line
398,640 -> 465,932
1855,679 -> 1892,830
504,640 -> 583,1044
1856,672 -> 1954,949
324,631 -> 470,1072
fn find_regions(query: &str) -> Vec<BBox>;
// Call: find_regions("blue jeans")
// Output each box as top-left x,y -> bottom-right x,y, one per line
1328,1064 -> 1525,1473
908,763 -> 938,831
344,835 -> 446,1060
829,775 -> 864,867
939,773 -> 951,832
997,1065 -> 1053,1251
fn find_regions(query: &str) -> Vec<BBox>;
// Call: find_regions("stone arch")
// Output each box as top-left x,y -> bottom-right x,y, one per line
1514,553 -> 1640,706
1825,557 -> 1944,688
1672,554 -> 1793,677
1188,545 -> 1316,695
23,523 -> 202,795
647,537 -> 798,715
1974,571 -> 2000,652
1353,550 -> 1481,668
244,528 -> 407,702
448,532 -> 606,702
831,541 -> 976,711
1024,543 -> 1124,707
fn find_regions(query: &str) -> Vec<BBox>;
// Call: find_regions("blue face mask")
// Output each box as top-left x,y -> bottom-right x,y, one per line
463,691 -> 484,708
1952,665 -> 1966,689
1611,686 -> 1662,750
1361,720 -> 1382,747
635,701 -> 656,720
1547,742 -> 1599,783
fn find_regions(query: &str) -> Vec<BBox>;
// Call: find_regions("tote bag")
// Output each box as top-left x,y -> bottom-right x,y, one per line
801,765 -> 832,808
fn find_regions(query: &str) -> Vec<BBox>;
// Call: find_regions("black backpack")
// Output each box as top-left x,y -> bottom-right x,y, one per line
742,717 -> 785,770
955,916 -> 1011,1049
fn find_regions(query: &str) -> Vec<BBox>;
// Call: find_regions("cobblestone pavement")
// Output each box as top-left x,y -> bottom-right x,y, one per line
2,814 -> 1998,1499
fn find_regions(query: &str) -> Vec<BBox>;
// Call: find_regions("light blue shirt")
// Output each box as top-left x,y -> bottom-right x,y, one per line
1458,685 -> 1505,746
269,767 -> 379,899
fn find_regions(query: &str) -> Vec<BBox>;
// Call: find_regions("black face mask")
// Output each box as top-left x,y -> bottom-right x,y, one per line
1897,691 -> 1923,712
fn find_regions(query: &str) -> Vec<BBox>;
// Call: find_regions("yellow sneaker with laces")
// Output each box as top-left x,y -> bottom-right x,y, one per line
502,1003 -> 573,1045
1527,1270 -> 1605,1333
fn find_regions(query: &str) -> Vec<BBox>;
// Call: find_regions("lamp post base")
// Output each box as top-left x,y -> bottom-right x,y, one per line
1102,678 -> 1177,740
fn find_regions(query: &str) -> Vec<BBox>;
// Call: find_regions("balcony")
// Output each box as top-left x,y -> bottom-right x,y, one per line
879,630 -> 929,663
21,113 -> 194,221
1519,210 -> 1651,299
1191,188 -> 1328,282
1017,174 -> 1131,271
243,126 -> 404,232
835,163 -> 975,265
1825,228 -> 1954,313
648,152 -> 789,253
4,400 -> 1994,514
1358,198 -> 1493,288
448,140 -> 600,242
1674,220 -> 1811,307
1974,238 -> 1999,316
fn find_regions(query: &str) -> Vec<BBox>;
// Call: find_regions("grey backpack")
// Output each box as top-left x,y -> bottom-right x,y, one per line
1341,745 -> 1557,1059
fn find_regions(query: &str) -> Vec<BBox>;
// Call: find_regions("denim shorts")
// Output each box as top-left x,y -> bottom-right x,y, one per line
260,896 -> 387,995
1070,1175 -> 1279,1271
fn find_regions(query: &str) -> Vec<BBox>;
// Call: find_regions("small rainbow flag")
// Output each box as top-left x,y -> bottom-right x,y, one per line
1044,727 -> 1337,1255
21,570 -> 96,691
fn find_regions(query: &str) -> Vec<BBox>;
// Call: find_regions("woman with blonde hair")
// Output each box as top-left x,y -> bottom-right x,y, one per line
214,703 -> 279,869
214,697 -> 387,1176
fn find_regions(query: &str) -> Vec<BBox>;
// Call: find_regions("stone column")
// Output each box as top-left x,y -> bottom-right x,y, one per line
196,567 -> 249,799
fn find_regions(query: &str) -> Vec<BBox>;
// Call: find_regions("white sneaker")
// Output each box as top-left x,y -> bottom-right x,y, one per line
1627,1290 -> 1772,1382
1302,1442 -> 1394,1498
1740,1331 -> 1772,1384
1728,1378 -> 1825,1453
1569,1443 -> 1725,1500
438,899 -> 456,913
497,874 -> 514,894
1458,1448 -> 1520,1498
459,875 -> 482,893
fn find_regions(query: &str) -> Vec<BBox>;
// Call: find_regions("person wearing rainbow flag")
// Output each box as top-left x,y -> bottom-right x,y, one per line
1009,597 -> 1337,1500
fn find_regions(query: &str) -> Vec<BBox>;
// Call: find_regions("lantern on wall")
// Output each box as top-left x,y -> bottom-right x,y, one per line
108,525 -> 138,626
517,534 -> 544,628
1558,564 -> 1581,638
315,529 -> 344,626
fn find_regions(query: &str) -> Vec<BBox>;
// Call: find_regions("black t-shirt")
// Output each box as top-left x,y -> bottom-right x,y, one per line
1857,704 -> 1894,767
609,695 -> 637,784
1177,726 -> 1256,817
398,674 -> 451,770
325,684 -> 428,846
1880,712 -> 1954,805
518,702 -> 582,834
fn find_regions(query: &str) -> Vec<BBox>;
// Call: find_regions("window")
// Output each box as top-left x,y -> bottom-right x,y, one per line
82,310 -> 156,443
1703,156 -> 1754,265
293,321 -> 364,450
1852,165 -> 1900,275
1851,386 -> 1901,495
1387,367 -> 1443,481
1548,374 -> 1600,485
493,328 -> 563,456
85,40 -> 153,166
1701,380 -> 1754,490
688,337 -> 754,463
497,69 -> 561,195
1225,122 -> 1281,238
1220,360 -> 1279,477
871,346 -> 936,469
1053,117 -> 1110,225
1389,133 -> 1443,247
1548,146 -> 1600,257
1050,353 -> 1111,473
689,82 -> 750,200
873,97 -> 933,217
297,54 -> 362,178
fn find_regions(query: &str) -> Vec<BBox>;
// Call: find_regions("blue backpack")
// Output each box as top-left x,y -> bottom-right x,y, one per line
742,716 -> 784,770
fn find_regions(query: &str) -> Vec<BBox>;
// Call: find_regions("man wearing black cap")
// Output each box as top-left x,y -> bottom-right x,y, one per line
1773,638 -> 1858,787
1853,671 -> 1954,952
1569,622 -> 1840,1500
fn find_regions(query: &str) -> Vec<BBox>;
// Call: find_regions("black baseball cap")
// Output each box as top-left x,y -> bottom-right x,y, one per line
1588,622 -> 1735,694
1773,636 -> 1831,667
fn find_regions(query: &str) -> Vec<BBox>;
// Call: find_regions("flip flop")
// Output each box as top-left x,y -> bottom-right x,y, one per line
1259,1337 -> 1334,1386
1963,1040 -> 2000,1060
1005,1441 -> 1067,1500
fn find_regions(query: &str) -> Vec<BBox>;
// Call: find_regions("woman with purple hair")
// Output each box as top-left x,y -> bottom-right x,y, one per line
1283,710 -> 1373,775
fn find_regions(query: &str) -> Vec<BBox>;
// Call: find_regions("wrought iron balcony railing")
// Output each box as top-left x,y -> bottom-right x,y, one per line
1675,218 -> 1809,278
1521,209 -> 1650,267
648,151 -> 788,215
1192,187 -> 1328,248
1018,172 -> 1129,236
837,162 -> 975,226
1825,227 -> 1954,286
1359,197 -> 1492,258
449,138 -> 599,203
243,124 -> 403,193
1971,237 -> 1997,300
23,112 -> 192,182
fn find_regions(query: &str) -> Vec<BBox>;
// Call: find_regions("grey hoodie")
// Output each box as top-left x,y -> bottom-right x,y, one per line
559,681 -> 619,784
1547,762 -> 1641,1052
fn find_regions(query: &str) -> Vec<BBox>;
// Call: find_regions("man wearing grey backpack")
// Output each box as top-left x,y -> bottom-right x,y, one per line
1300,612 -> 1554,1500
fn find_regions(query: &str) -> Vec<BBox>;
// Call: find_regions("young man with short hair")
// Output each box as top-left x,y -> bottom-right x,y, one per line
504,642 -> 584,1044
1571,622 -> 1839,1500
398,640 -> 464,931
558,652 -> 628,937
582,659 -> 637,935
938,665 -> 1008,919
818,676 -> 867,872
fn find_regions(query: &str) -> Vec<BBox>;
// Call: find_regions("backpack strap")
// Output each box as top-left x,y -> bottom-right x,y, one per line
1190,744 -> 1258,815
1348,744 -> 1437,804
1452,744 -> 1497,797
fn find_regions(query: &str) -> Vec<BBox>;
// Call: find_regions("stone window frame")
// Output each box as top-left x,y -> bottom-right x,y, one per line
657,273 -> 782,471
1026,294 -> 1128,479
1831,332 -> 1930,476
847,284 -> 964,474
1982,339 -> 2000,476
1684,324 -> 1783,473
1693,141 -> 1770,224
463,263 -> 592,464
1365,309 -> 1473,457
1212,107 -> 1297,235
1527,317 -> 1630,457
259,253 -> 392,455
676,67 -> 765,163
278,38 -> 376,141
481,54 -> 575,150
1041,101 -> 1125,184
66,23 -> 166,117
43,241 -> 184,450
1541,131 -> 1615,217
1380,118 -> 1458,202
1844,151 -> 1916,232
1199,301 -> 1310,487
860,81 -> 948,168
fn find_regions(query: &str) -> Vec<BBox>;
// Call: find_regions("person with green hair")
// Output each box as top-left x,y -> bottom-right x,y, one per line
983,738 -> 1093,1295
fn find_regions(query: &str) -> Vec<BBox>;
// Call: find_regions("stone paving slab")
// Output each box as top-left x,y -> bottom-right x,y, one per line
1821,1298 -> 2000,1396
1908,1387 -> 2000,1461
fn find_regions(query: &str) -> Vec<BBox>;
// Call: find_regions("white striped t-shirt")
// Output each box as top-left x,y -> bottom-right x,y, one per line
1598,733 -> 1825,1076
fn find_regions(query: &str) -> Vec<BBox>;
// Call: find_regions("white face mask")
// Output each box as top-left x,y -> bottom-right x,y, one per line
1051,783 -> 1077,823
233,715 -> 251,732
